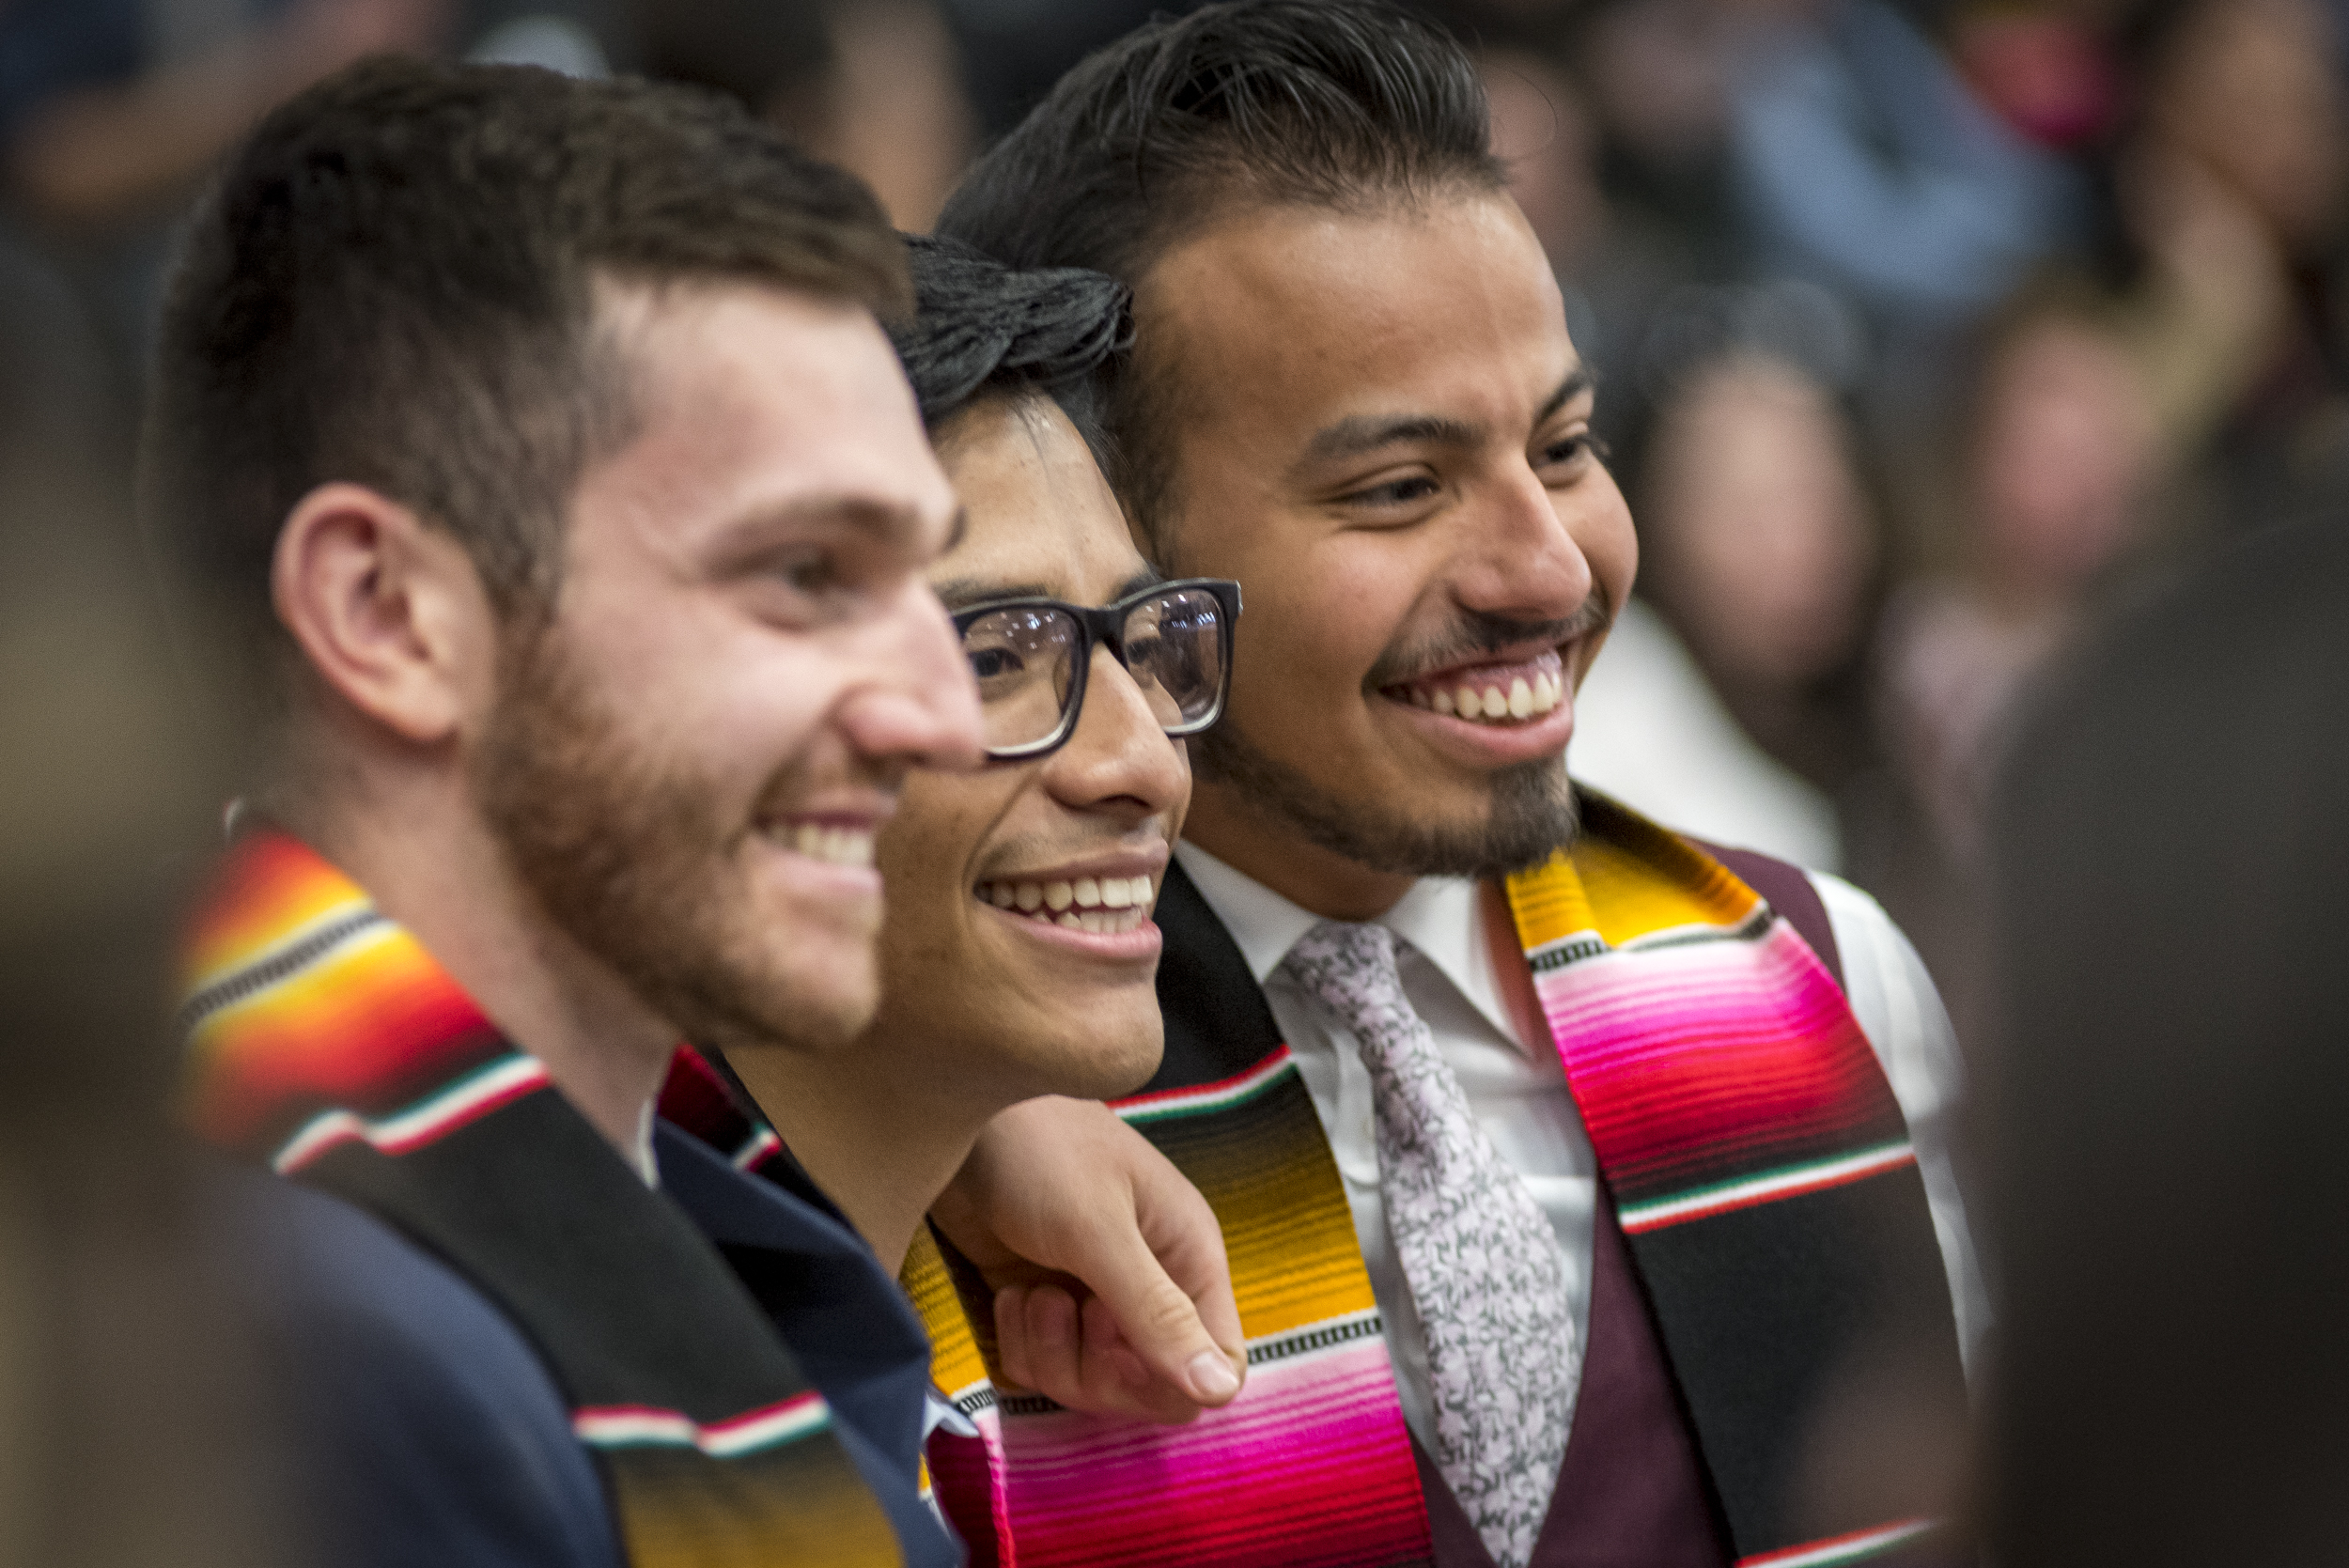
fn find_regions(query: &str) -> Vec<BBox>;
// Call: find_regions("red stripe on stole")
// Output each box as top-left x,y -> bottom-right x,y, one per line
988,1347 -> 1423,1567
192,963 -> 501,1150
1538,922 -> 1906,1199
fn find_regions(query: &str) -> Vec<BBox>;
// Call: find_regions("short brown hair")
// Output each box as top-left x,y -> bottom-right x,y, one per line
144,55 -> 909,701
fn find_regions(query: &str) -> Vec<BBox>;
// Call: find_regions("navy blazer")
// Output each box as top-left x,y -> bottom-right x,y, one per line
231,1125 -> 958,1567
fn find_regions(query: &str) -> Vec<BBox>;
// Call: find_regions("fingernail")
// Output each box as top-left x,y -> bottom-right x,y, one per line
1187,1350 -> 1240,1400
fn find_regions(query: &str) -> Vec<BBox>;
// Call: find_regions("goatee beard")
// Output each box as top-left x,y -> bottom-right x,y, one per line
1190,716 -> 1579,879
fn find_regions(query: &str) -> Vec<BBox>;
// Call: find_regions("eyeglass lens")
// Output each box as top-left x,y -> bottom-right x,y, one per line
959,587 -> 1227,754
962,606 -> 1080,754
1120,587 -> 1226,731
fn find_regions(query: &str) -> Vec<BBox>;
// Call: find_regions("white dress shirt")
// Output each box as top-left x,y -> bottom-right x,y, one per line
1173,839 -> 1989,1456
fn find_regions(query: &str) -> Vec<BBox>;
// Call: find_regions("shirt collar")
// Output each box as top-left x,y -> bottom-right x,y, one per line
1172,841 -> 1528,1055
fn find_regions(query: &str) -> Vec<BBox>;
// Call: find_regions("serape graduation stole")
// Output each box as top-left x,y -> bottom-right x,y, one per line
903,795 -> 1963,1568
900,906 -> 1437,1565
177,831 -> 904,1568
1503,793 -> 1966,1565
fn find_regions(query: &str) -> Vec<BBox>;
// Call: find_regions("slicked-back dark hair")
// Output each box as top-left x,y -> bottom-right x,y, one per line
935,0 -> 1503,542
145,54 -> 909,716
890,235 -> 1132,463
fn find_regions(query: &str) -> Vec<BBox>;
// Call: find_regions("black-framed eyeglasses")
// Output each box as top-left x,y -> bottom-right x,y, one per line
951,578 -> 1241,760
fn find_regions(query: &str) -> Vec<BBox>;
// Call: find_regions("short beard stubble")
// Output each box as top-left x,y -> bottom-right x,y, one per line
472,623 -> 873,1059
1194,719 -> 1580,878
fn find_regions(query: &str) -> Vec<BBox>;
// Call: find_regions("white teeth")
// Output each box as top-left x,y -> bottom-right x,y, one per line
786,823 -> 875,867
1408,668 -> 1569,726
973,875 -> 1158,930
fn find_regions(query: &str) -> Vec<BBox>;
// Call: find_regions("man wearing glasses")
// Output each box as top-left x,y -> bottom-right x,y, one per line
934,4 -> 1986,1566
681,238 -> 1251,1445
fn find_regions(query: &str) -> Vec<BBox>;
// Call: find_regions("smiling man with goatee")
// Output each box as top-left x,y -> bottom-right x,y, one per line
924,4 -> 1990,1566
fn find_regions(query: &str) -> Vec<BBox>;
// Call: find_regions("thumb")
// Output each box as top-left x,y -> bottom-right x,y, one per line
1084,1175 -> 1245,1406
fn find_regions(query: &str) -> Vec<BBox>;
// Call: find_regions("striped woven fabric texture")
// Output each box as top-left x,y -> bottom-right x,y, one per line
180,830 -> 906,1568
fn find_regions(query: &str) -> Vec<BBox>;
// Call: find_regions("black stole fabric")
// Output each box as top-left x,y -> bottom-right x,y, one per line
299,1085 -> 910,1566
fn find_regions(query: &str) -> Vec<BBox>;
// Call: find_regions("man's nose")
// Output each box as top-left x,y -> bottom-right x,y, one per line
1044,646 -> 1190,818
1452,467 -> 1596,621
837,579 -> 986,773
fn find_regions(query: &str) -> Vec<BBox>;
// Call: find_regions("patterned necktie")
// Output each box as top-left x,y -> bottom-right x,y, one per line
1281,919 -> 1579,1568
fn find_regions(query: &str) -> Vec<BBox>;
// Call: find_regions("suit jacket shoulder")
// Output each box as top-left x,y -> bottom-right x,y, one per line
1149,857 -> 1285,1089
227,1164 -> 623,1568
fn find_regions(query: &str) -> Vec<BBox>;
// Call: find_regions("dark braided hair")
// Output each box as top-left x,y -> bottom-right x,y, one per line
890,235 -> 1132,458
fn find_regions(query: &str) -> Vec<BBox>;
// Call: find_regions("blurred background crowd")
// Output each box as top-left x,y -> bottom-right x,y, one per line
1,0 -> 2343,1560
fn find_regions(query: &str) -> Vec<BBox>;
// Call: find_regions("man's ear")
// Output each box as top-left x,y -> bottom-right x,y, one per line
271,483 -> 497,745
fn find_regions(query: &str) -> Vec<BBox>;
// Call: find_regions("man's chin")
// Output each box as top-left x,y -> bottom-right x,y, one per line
1196,723 -> 1578,878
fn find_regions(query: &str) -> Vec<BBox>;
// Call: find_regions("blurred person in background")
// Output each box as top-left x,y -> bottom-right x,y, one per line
1872,280 -> 2161,1047
143,55 -> 1241,1566
1982,510 -> 2349,1565
1723,0 -> 2079,342
2120,0 -> 2349,531
0,0 -> 455,385
1879,284 -> 2160,873
941,4 -> 1983,1563
0,254 -> 290,1568
636,0 -> 974,230
701,236 -> 1251,1515
1574,344 -> 1877,871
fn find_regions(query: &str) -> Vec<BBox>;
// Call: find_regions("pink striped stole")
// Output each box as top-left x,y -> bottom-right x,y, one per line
904,1047 -> 1434,1567
1504,793 -> 1961,1564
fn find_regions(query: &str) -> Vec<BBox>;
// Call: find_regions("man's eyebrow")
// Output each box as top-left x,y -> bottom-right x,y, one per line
931,578 -> 1054,611
1294,365 -> 1595,473
712,493 -> 931,565
1299,412 -> 1486,470
1535,365 -> 1595,427
931,567 -> 1165,613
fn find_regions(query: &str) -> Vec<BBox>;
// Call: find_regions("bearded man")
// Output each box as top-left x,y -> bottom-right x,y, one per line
923,5 -> 1988,1566
148,57 -> 1237,1567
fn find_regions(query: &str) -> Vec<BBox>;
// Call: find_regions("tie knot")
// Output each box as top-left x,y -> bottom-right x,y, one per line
1279,919 -> 1411,1036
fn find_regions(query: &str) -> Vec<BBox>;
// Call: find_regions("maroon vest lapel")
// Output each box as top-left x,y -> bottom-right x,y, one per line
1408,1184 -> 1735,1568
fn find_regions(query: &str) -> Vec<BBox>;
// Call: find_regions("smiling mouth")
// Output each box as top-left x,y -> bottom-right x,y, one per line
770,821 -> 878,867
1383,646 -> 1569,726
975,874 -> 1158,934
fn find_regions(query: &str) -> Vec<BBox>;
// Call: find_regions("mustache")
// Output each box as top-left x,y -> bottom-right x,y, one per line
1361,584 -> 1615,691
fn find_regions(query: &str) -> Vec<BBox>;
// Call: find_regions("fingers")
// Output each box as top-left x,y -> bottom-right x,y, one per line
991,1283 -> 1213,1425
936,1097 -> 1247,1417
1065,1206 -> 1243,1413
994,1281 -> 1073,1400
